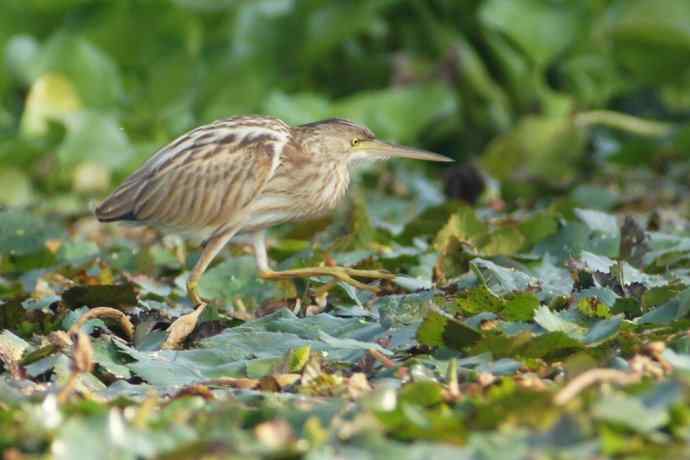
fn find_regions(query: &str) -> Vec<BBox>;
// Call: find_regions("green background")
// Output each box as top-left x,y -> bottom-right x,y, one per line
2,0 -> 690,209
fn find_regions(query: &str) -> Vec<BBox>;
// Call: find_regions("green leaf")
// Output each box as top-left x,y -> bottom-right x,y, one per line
480,115 -> 585,186
198,256 -> 283,310
471,258 -> 536,295
503,292 -> 540,321
286,345 -> 310,372
0,168 -> 35,207
638,287 -> 690,325
519,331 -> 583,359
57,111 -> 135,170
375,291 -> 434,328
570,185 -> 620,211
399,202 -> 465,245
456,286 -> 503,316
578,251 -> 667,288
531,255 -> 574,302
91,336 -> 131,380
20,72 -> 81,137
28,33 -> 124,108
518,211 -> 559,249
577,297 -> 611,319
318,331 -> 391,356
302,1 -> 391,60
583,316 -> 622,346
416,307 -> 482,350
480,0 -> 585,67
334,84 -> 457,144
593,393 -> 670,433
56,239 -> 99,264
263,91 -> 331,125
481,226 -> 526,257
608,0 -> 690,83
434,206 -> 487,253
0,209 -> 63,257
574,208 -> 621,257
398,381 -> 445,407
533,306 -> 586,339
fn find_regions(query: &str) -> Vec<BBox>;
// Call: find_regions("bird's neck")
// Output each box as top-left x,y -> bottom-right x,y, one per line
315,159 -> 351,211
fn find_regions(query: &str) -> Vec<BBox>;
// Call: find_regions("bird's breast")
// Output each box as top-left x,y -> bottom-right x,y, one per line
242,161 -> 351,231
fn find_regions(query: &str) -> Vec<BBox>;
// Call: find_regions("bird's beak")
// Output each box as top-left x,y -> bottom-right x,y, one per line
353,139 -> 453,162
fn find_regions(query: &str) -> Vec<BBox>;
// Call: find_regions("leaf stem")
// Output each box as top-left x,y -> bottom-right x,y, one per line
554,368 -> 640,406
574,110 -> 673,137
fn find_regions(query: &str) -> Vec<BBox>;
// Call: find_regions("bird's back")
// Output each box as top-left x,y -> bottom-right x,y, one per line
95,116 -> 290,232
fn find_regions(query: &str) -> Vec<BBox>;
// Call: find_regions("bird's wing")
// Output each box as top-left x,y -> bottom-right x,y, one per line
95,117 -> 290,232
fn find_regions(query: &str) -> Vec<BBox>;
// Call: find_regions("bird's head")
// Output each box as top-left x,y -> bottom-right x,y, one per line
295,118 -> 453,164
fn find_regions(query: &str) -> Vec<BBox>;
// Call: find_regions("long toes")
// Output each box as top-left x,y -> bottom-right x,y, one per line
347,279 -> 379,292
334,271 -> 382,292
343,268 -> 395,280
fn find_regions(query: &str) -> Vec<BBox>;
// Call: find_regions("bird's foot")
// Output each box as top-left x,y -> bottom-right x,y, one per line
260,266 -> 394,293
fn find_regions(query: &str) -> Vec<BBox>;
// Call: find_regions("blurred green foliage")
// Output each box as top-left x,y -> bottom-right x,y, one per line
1,0 -> 689,209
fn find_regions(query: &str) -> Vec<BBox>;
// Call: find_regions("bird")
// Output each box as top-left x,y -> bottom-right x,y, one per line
95,115 -> 452,306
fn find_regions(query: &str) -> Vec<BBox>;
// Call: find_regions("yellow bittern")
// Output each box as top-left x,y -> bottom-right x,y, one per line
96,116 -> 451,305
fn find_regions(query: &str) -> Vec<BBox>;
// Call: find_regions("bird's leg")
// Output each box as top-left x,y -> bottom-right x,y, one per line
252,231 -> 394,292
186,226 -> 238,306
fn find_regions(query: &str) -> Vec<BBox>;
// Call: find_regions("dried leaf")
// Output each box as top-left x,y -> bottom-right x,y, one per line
162,304 -> 207,350
70,330 -> 94,374
68,306 -> 134,340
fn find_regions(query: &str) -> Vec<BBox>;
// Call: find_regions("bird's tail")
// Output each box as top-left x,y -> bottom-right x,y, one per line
94,181 -> 140,223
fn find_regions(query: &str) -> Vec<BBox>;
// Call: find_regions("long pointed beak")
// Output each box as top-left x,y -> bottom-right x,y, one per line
354,139 -> 453,162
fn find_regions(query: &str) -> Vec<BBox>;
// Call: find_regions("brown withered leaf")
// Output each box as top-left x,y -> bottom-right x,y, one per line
162,304 -> 206,349
0,331 -> 29,379
171,384 -> 215,401
201,377 -> 259,390
274,373 -> 301,388
48,330 -> 72,349
346,372 -> 372,399
70,330 -> 94,374
258,375 -> 281,392
69,306 -> 134,341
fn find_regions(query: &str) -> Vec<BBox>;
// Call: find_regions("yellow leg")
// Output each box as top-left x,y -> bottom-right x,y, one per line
186,278 -> 204,306
186,226 -> 239,306
260,266 -> 394,292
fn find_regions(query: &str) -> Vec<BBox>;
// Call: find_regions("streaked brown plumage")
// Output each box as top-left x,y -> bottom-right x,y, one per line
96,115 -> 452,305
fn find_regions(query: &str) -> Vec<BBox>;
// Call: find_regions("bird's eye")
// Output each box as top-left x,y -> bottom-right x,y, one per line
351,138 -> 360,147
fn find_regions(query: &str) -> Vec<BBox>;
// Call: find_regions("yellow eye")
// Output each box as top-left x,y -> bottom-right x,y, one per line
351,138 -> 360,147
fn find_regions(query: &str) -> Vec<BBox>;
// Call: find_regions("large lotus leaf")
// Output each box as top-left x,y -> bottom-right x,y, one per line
118,309 -> 392,387
480,115 -> 586,185
479,0 -> 586,68
334,84 -> 457,145
593,392 -> 670,434
20,33 -> 124,108
197,256 -> 284,310
56,111 -> 135,170
470,258 -> 537,296
608,0 -> 690,83
0,209 -> 64,258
